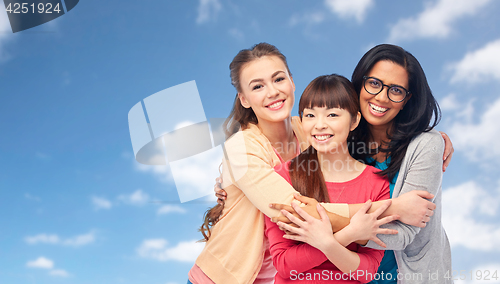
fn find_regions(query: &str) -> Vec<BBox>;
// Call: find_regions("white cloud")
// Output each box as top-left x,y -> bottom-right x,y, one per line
137,239 -> 204,262
449,39 -> 500,84
25,234 -> 60,245
62,232 -> 95,247
440,93 -> 460,111
442,181 -> 500,251
26,257 -> 54,269
24,193 -> 41,202
196,0 -> 222,24
49,269 -> 71,277
388,0 -> 492,42
324,0 -> 373,23
289,11 -> 326,27
91,196 -> 112,210
157,205 -> 186,215
135,162 -> 171,184
228,28 -> 244,41
448,97 -> 500,161
118,189 -> 150,206
25,231 -> 95,247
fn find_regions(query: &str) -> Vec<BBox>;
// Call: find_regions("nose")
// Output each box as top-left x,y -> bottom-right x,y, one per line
374,86 -> 390,103
267,83 -> 280,98
315,116 -> 327,130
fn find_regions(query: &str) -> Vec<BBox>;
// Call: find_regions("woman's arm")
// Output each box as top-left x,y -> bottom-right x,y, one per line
270,184 -> 436,229
265,215 -> 329,277
364,131 -> 445,250
221,130 -> 349,219
278,203 -> 384,282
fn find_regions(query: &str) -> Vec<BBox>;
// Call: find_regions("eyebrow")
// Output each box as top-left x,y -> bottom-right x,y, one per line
248,70 -> 285,86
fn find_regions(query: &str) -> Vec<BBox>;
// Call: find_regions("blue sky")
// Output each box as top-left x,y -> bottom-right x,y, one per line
1,0 -> 500,283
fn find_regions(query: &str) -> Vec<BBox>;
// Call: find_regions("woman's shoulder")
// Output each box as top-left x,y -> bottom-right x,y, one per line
224,123 -> 268,148
363,164 -> 388,182
409,129 -> 444,153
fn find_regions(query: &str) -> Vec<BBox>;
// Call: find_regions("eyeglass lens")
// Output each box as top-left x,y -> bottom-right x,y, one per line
364,77 -> 406,102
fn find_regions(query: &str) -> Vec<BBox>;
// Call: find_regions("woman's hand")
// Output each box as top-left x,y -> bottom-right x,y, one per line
393,190 -> 435,227
338,200 -> 398,248
277,203 -> 336,252
440,131 -> 454,172
214,177 -> 226,205
269,194 -> 320,224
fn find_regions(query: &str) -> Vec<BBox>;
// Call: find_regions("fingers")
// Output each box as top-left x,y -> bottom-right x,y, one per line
376,214 -> 399,226
281,208 -> 305,227
269,203 -> 294,212
440,131 -> 454,172
271,215 -> 294,223
427,208 -> 434,217
293,193 -> 316,205
277,221 -> 303,235
372,237 -> 387,248
357,199 -> 372,215
377,228 -> 398,235
414,190 -> 435,200
282,234 -> 304,242
291,203 -> 315,223
316,204 -> 329,222
372,199 -> 391,218
443,147 -> 454,172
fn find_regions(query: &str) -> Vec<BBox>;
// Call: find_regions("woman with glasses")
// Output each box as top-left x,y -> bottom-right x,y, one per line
274,44 -> 453,283
211,43 -> 454,283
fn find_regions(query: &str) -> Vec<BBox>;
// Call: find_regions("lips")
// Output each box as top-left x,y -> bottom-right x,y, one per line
313,134 -> 333,142
369,102 -> 389,113
266,100 -> 285,110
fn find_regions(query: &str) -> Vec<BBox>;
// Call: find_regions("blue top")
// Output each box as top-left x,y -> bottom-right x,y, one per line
369,158 -> 399,284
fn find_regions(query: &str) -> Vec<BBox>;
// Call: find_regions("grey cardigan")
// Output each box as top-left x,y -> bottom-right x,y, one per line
366,129 -> 453,283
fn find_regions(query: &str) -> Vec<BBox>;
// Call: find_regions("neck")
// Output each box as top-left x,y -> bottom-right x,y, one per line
258,117 -> 296,159
368,122 -> 392,162
317,143 -> 364,182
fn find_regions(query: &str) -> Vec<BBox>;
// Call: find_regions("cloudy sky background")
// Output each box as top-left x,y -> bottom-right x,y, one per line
1,0 -> 500,283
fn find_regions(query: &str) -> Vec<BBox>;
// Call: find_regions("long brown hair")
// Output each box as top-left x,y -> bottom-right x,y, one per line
289,74 -> 359,201
200,43 -> 292,241
350,44 -> 441,181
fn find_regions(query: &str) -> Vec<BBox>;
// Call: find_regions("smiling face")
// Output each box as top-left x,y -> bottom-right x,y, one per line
360,60 -> 411,132
301,106 -> 360,154
237,56 -> 295,124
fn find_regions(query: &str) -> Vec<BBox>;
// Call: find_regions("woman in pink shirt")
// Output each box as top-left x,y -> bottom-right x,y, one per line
266,74 -> 389,283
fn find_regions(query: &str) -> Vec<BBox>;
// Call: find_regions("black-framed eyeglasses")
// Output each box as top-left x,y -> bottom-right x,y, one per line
363,76 -> 410,103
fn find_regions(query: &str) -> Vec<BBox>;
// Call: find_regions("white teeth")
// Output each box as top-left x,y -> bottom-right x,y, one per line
369,103 -> 388,113
314,135 -> 332,141
268,101 -> 284,108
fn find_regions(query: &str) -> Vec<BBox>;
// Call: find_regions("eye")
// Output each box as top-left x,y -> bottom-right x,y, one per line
328,113 -> 338,117
252,84 -> 263,91
304,113 -> 314,118
368,79 -> 381,88
390,86 -> 403,95
275,77 -> 285,83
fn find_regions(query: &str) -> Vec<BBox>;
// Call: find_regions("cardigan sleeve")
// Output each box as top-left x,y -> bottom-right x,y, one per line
365,131 -> 444,250
221,127 -> 349,219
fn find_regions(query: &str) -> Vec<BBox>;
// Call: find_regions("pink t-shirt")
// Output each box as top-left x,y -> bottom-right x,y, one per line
265,161 -> 390,283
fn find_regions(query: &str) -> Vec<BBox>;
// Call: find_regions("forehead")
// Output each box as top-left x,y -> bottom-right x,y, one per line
367,60 -> 409,87
239,56 -> 287,82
